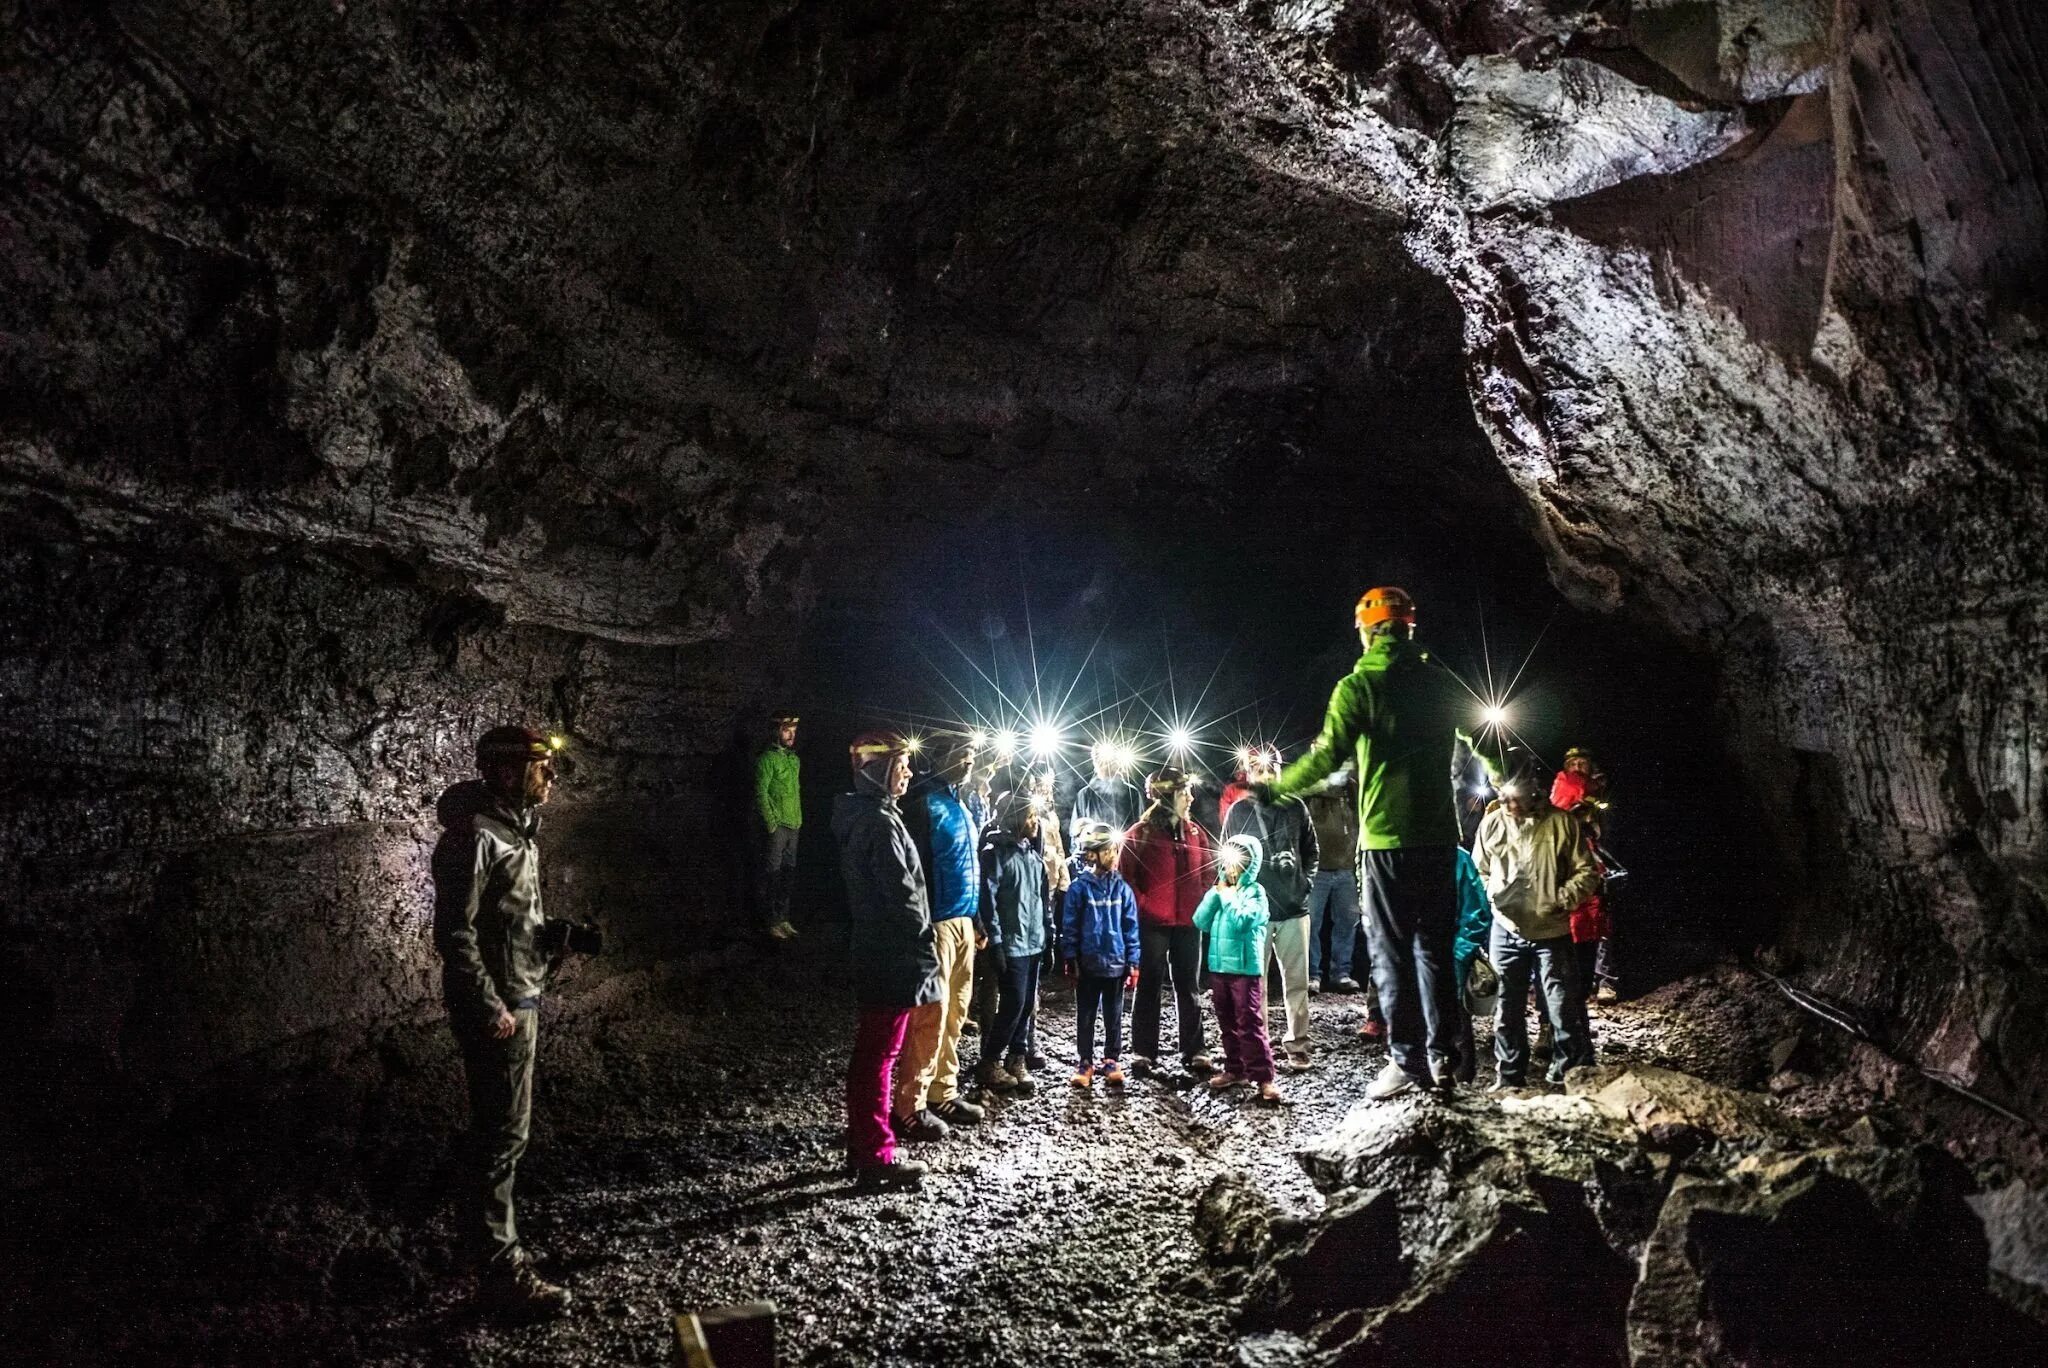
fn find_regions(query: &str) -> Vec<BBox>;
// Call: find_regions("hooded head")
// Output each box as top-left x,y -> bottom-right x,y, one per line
993,788 -> 1040,838
1220,832 -> 1263,888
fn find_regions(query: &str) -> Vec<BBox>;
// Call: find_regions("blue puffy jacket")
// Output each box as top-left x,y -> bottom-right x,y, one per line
906,779 -> 982,923
1060,867 -> 1142,978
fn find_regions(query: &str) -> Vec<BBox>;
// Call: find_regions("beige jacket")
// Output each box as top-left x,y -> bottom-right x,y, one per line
1471,804 -> 1601,942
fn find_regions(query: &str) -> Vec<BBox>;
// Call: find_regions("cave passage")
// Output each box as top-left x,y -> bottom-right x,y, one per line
6,0 -> 2048,1365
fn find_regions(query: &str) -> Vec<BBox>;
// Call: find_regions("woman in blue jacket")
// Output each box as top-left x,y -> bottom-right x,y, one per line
1193,835 -> 1282,1105
1060,823 -> 1142,1088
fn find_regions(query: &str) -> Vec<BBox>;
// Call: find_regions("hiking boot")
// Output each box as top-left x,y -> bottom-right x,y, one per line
930,1096 -> 985,1126
1594,981 -> 1620,1006
977,1061 -> 1021,1093
853,1157 -> 929,1192
1184,1054 -> 1218,1076
1003,1055 -> 1038,1095
1333,976 -> 1361,993
894,1109 -> 952,1143
1358,1017 -> 1385,1039
1257,1081 -> 1286,1106
1366,1061 -> 1418,1101
767,921 -> 798,942
1534,1021 -> 1555,1056
1206,1072 -> 1246,1091
1025,1052 -> 1049,1072
1127,1055 -> 1157,1078
1282,1050 -> 1314,1073
1100,1060 -> 1127,1086
1070,1065 -> 1095,1089
479,1257 -> 573,1320
961,1019 -> 980,1036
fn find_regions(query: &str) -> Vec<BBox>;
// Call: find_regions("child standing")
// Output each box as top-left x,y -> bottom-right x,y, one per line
1193,834 -> 1283,1105
1060,823 -> 1142,1088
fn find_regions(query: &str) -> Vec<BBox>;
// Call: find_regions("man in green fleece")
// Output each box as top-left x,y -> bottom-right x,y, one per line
755,711 -> 803,941
1260,587 -> 1504,1100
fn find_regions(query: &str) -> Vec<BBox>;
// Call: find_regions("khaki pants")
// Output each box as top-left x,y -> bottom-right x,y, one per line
1265,915 -> 1312,1052
894,917 -> 977,1115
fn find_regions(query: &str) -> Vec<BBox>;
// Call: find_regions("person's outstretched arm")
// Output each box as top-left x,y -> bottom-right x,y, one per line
1273,672 -> 1368,801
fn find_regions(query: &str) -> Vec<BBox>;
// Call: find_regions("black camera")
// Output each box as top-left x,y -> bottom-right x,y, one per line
541,918 -> 604,957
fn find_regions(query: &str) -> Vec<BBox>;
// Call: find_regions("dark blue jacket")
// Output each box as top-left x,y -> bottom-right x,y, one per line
832,790 -> 943,1009
906,779 -> 982,923
1060,867 -> 1142,978
979,829 -> 1052,958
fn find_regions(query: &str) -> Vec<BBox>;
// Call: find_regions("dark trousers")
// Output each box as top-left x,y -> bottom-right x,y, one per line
1492,921 -> 1594,1083
1360,847 -> 1460,1083
1575,937 -> 1618,993
987,952 -> 1041,1063
1132,924 -> 1205,1062
1075,974 -> 1127,1064
1308,870 -> 1360,982
1210,972 -> 1276,1083
456,1006 -> 537,1265
758,826 -> 798,927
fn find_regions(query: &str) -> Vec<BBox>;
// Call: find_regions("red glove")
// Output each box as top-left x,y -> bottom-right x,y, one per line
1124,967 -> 1140,991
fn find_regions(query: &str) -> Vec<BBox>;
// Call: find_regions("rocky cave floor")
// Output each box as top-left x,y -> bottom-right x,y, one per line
12,940 -> 2042,1368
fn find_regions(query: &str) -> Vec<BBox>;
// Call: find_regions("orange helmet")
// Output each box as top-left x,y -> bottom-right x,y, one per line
1355,586 -> 1417,630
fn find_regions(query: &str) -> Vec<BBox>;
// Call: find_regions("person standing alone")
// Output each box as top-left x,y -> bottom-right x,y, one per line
755,711 -> 804,941
432,725 -> 573,1317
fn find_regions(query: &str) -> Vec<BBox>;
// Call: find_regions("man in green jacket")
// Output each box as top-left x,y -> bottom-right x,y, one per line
755,711 -> 803,941
1261,587 -> 1504,1100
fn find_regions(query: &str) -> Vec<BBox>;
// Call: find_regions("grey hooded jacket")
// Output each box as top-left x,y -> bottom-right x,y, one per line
433,779 -> 550,1031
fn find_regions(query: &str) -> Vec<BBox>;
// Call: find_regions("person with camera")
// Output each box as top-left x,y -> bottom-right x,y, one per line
432,725 -> 585,1319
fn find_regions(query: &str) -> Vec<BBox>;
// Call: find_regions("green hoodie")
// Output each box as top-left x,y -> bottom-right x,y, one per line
755,745 -> 802,831
1273,636 -> 1504,851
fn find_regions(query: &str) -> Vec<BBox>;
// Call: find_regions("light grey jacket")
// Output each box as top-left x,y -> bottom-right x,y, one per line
433,780 -> 550,1029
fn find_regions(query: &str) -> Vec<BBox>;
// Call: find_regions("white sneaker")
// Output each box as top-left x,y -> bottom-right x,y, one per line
1366,1061 -> 1417,1100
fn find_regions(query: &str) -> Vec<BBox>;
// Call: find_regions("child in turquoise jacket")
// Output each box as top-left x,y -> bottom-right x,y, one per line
1192,834 -> 1282,1104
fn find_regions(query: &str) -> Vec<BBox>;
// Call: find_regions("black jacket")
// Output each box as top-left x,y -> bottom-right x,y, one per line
432,780 -> 549,1029
1222,793 -> 1319,919
833,788 -> 944,1008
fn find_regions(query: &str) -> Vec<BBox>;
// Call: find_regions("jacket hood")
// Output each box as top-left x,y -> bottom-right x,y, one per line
832,790 -> 890,841
437,779 -> 492,830
1223,833 -> 1263,888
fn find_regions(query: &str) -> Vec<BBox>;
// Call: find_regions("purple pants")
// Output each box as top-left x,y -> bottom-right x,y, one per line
1210,972 -> 1276,1083
847,1006 -> 913,1168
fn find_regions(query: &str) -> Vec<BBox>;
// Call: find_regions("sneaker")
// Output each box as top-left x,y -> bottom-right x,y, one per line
1334,976 -> 1361,993
1358,1017 -> 1386,1039
930,1096 -> 985,1126
1206,1072 -> 1246,1091
977,1061 -> 1021,1094
1070,1066 -> 1095,1089
1282,1051 -> 1314,1073
1594,982 -> 1620,1006
479,1257 -> 573,1320
1257,1081 -> 1285,1106
853,1157 -> 929,1191
767,921 -> 799,942
1003,1055 -> 1039,1095
1366,1061 -> 1418,1101
1185,1054 -> 1218,1076
1101,1060 -> 1127,1086
894,1109 -> 952,1143
1309,979 -> 1324,995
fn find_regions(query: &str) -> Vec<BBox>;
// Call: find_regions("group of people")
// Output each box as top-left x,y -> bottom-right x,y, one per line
426,584 -> 1624,1314
829,585 -> 1624,1190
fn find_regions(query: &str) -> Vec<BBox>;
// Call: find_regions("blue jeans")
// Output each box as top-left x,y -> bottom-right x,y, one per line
1490,920 -> 1594,1083
1308,870 -> 1360,981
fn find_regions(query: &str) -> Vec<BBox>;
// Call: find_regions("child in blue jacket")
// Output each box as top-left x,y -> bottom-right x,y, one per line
1060,823 -> 1142,1088
1193,834 -> 1282,1104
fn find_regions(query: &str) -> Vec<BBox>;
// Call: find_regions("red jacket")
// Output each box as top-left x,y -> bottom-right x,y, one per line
1217,779 -> 1253,831
1118,817 -> 1213,929
1550,771 -> 1608,942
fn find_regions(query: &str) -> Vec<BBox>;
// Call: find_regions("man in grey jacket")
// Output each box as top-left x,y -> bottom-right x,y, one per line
432,725 -> 572,1318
